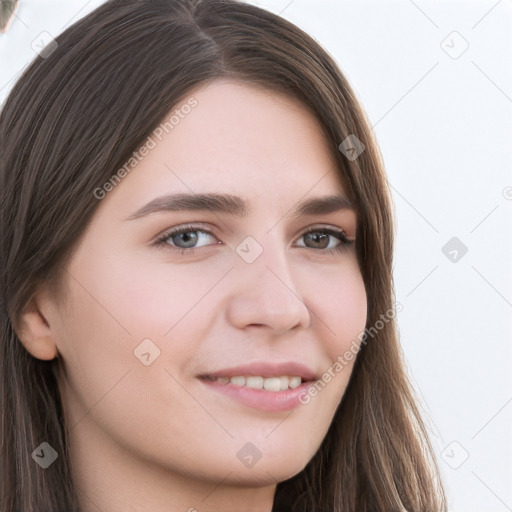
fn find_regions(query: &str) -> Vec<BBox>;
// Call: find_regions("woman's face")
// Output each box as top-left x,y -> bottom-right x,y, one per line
38,79 -> 367,502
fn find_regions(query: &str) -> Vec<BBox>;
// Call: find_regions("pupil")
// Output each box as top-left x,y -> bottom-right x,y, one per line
176,231 -> 197,248
307,232 -> 327,248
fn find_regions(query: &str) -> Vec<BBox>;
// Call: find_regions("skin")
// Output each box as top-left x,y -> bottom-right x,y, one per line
17,79 -> 367,512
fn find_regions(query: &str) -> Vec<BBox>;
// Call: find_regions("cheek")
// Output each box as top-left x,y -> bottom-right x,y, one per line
115,262 -> 232,340
51,283 -> 135,430
70,244 -> 224,338
304,257 -> 367,357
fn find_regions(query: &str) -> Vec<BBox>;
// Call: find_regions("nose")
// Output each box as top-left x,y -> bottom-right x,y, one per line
225,237 -> 311,334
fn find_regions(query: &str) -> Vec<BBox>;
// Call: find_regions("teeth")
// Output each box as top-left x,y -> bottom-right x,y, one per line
212,375 -> 303,391
230,376 -> 245,386
263,377 -> 280,392
289,376 -> 301,389
246,376 -> 264,389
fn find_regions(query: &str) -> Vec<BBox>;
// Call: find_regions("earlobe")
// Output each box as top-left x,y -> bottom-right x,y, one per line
15,297 -> 59,361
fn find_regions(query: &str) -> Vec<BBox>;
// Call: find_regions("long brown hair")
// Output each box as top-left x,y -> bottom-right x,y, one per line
0,1 -> 447,510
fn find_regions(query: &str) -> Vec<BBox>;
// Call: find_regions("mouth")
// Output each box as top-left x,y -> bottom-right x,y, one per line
200,374 -> 309,392
197,362 -> 318,411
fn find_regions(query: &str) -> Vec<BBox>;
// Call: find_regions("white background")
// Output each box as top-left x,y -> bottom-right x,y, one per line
1,1 -> 511,510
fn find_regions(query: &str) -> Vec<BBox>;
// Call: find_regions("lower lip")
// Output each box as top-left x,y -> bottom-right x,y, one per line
199,378 -> 315,412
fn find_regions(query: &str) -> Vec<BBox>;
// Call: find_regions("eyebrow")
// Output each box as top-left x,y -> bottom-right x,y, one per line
123,192 -> 354,221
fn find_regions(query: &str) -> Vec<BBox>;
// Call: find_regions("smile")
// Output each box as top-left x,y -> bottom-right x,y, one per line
198,362 -> 319,412
202,375 -> 303,392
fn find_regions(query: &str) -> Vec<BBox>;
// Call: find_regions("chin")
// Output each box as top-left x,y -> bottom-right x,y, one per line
222,461 -> 308,488
228,446 -> 314,486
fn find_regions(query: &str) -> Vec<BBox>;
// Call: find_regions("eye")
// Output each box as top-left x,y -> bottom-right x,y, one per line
154,224 -> 219,254
294,227 -> 354,253
153,224 -> 355,255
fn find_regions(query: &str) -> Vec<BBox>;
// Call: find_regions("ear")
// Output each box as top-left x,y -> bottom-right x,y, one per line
15,291 -> 59,361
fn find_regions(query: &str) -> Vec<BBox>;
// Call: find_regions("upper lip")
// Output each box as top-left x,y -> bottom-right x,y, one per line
199,362 -> 318,381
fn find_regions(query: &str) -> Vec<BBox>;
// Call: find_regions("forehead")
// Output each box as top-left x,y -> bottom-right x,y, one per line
100,79 -> 349,217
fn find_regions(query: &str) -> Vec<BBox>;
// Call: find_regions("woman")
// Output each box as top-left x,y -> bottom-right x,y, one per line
0,0 -> 447,510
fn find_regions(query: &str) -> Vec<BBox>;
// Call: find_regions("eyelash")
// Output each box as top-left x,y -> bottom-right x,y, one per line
153,223 -> 355,256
